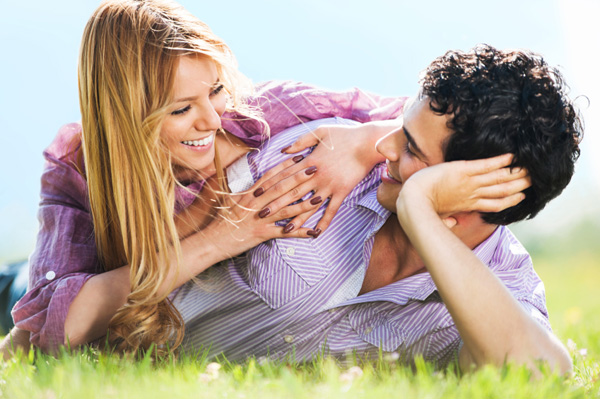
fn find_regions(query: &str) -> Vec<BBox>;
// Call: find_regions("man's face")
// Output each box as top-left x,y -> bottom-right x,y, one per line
376,95 -> 453,213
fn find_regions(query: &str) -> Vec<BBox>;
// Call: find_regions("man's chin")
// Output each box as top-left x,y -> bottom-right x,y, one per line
376,184 -> 400,213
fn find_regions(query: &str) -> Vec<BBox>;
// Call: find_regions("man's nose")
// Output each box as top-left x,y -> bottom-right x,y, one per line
375,128 -> 400,162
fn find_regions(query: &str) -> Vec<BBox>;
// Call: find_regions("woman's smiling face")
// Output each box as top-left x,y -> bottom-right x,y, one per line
161,55 -> 227,179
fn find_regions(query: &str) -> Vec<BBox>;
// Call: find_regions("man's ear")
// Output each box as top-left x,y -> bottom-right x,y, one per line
449,212 -> 498,250
451,211 -> 480,226
442,212 -> 474,229
442,216 -> 458,229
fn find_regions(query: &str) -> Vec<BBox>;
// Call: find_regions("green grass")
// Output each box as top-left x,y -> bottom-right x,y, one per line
1,225 -> 599,399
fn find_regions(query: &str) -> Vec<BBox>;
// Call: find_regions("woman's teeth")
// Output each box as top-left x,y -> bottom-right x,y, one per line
182,136 -> 213,147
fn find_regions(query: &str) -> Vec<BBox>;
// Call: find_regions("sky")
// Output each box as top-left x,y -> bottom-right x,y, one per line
0,0 -> 598,262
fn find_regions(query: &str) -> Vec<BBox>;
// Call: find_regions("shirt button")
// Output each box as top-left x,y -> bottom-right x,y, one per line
364,327 -> 372,334
286,247 -> 296,256
45,271 -> 56,281
283,335 -> 295,343
328,308 -> 337,313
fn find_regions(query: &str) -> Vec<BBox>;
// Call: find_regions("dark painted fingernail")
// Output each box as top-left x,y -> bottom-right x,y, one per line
293,155 -> 304,163
310,196 -> 322,205
305,166 -> 318,175
258,207 -> 270,218
307,228 -> 322,238
281,145 -> 292,153
283,223 -> 295,233
253,187 -> 264,197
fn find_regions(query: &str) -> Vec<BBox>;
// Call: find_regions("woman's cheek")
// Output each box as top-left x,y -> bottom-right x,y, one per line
214,96 -> 227,117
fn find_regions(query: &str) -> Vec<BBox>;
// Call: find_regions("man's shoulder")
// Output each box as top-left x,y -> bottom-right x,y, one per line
474,225 -> 534,273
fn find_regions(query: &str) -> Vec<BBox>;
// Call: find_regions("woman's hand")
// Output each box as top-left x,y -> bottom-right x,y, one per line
177,155 -> 324,259
397,153 -> 531,223
268,121 -> 399,236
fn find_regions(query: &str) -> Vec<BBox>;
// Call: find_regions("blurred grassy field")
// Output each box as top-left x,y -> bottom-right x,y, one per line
523,220 -> 600,358
0,221 -> 598,398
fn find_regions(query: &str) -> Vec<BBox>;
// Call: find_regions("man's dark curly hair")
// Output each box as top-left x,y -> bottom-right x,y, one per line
420,44 -> 583,225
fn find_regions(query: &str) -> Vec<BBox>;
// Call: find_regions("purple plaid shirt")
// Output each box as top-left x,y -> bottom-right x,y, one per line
173,118 -> 552,368
12,81 -> 406,351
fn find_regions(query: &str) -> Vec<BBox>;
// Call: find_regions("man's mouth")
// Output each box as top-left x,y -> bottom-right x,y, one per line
382,167 -> 403,184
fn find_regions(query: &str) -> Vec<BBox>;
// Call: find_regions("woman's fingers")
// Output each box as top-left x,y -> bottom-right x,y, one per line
250,154 -> 306,195
281,126 -> 331,154
263,196 -> 324,235
254,171 -> 318,216
262,224 -> 314,239
278,198 -> 324,236
313,195 -> 343,235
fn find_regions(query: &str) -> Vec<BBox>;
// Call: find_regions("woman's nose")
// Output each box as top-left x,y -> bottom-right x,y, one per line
193,101 -> 222,132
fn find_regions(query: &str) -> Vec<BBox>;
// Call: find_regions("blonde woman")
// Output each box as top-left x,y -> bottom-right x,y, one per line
9,0 -> 405,355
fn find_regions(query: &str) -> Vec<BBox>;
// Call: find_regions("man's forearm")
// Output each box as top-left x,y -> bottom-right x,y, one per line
395,189 -> 572,374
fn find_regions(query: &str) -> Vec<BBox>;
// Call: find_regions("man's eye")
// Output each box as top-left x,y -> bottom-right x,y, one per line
171,105 -> 191,115
404,142 -> 415,156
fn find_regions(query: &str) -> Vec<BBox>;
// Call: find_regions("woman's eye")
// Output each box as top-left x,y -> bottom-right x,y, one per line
210,84 -> 224,97
171,105 -> 191,115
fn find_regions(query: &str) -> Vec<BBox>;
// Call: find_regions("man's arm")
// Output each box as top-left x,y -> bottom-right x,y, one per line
395,157 -> 572,375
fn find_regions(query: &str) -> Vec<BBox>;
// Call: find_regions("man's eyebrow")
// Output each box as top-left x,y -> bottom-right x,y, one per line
403,127 -> 429,162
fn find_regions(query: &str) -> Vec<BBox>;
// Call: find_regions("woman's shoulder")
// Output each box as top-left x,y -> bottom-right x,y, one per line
40,122 -> 89,208
45,122 -> 83,164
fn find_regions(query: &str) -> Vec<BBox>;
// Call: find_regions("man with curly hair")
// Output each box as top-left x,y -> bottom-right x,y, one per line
367,44 -> 581,373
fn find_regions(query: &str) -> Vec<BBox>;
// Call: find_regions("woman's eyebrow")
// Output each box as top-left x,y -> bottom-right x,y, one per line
174,95 -> 198,103
174,79 -> 220,103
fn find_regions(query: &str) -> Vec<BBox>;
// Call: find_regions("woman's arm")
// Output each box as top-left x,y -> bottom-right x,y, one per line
222,80 -> 407,146
15,124 -> 324,351
224,81 -> 407,234
0,326 -> 31,359
64,156 -> 324,347
394,155 -> 572,375
12,125 -> 101,352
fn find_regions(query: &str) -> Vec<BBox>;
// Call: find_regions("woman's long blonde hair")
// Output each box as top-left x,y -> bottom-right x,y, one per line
78,0 -> 260,355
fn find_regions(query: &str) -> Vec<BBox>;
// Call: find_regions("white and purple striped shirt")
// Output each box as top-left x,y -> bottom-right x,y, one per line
173,118 -> 551,368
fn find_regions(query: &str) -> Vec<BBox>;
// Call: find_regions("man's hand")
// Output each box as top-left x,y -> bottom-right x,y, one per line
398,153 -> 531,218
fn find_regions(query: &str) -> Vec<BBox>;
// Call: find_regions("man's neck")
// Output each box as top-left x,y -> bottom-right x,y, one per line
359,214 -> 498,295
359,217 -> 425,295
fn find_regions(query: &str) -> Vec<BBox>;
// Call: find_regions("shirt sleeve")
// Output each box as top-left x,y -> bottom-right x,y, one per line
11,123 -> 101,351
221,80 -> 407,146
494,258 -> 552,333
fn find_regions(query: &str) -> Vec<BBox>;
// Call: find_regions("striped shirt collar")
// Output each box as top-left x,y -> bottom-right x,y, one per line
337,217 -> 503,307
